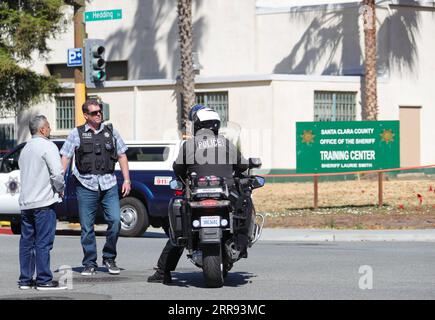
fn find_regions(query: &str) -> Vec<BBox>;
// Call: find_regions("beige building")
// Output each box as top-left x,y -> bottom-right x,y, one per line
2,0 -> 435,171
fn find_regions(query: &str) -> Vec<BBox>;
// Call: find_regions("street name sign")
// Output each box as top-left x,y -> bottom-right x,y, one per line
296,121 -> 400,173
85,9 -> 122,22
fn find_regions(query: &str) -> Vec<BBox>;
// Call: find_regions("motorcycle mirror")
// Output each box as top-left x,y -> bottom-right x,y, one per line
248,158 -> 262,169
252,176 -> 265,189
169,179 -> 183,191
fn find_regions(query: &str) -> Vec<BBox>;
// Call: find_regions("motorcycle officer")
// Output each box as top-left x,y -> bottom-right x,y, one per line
147,105 -> 249,284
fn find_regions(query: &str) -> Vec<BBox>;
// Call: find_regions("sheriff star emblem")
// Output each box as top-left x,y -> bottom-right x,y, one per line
301,130 -> 315,145
5,177 -> 20,196
380,129 -> 395,144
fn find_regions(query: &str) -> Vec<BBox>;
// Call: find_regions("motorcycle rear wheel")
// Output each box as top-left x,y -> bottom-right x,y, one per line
202,245 -> 224,288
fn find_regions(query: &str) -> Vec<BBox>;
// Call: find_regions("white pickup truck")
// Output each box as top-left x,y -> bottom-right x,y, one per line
0,140 -> 182,237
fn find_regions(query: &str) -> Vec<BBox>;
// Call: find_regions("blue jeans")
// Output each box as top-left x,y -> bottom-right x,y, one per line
19,206 -> 57,286
75,183 -> 121,267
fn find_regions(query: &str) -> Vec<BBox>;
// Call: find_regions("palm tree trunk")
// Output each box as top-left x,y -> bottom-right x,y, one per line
362,0 -> 378,120
178,0 -> 195,138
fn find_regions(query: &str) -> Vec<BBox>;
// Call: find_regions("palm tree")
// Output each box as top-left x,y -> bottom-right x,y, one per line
362,0 -> 378,120
177,0 -> 195,138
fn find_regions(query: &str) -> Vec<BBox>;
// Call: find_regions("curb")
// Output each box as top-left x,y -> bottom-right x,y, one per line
259,228 -> 435,242
149,227 -> 435,242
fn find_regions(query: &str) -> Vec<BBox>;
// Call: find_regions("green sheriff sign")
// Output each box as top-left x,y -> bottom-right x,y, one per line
296,121 -> 400,173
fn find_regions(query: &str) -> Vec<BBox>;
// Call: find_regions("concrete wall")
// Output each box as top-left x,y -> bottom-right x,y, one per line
256,4 -> 364,75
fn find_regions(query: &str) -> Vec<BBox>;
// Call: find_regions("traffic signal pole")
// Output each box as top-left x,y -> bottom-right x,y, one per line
73,1 -> 86,126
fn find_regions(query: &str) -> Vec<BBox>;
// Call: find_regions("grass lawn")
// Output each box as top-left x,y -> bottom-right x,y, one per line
254,179 -> 435,229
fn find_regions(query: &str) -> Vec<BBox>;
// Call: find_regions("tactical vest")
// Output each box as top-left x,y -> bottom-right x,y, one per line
75,124 -> 117,175
186,131 -> 234,182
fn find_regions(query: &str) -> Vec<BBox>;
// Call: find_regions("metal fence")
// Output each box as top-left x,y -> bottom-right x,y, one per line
314,91 -> 356,121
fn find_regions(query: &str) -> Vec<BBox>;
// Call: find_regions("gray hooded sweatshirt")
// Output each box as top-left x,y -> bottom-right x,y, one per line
18,136 -> 65,210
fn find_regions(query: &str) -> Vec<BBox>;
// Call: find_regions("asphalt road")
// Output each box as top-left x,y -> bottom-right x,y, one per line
1,231 -> 435,300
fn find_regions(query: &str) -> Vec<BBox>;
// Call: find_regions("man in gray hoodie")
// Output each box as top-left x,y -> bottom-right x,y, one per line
18,115 -> 66,291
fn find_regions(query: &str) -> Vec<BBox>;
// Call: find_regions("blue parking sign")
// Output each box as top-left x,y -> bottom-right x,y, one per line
67,48 -> 83,67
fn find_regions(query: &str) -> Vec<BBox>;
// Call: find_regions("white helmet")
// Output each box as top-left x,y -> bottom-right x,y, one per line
191,107 -> 221,134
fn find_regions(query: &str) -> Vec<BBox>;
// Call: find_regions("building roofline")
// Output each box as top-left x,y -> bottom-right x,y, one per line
60,73 -> 389,89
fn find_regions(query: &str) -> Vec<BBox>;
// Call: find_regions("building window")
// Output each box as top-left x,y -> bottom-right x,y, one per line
195,92 -> 229,127
56,97 -> 75,130
0,124 -> 15,150
314,91 -> 356,121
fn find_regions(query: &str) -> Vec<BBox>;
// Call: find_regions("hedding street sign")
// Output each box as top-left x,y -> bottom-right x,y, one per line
296,121 -> 400,174
85,9 -> 122,22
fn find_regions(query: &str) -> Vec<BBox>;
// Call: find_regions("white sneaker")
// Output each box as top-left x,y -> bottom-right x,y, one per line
81,266 -> 97,276
36,281 -> 67,291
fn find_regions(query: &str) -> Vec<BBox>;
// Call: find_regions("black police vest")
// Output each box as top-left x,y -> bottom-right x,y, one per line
188,132 -> 234,181
75,124 -> 118,175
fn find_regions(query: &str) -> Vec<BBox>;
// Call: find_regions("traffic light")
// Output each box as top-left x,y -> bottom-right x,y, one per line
84,39 -> 106,88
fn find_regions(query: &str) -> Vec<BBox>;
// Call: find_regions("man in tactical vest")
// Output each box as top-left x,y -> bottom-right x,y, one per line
60,99 -> 131,276
147,105 -> 249,284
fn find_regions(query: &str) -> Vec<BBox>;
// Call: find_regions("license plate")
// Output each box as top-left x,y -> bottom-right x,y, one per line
154,176 -> 172,186
196,188 -> 223,194
200,216 -> 220,227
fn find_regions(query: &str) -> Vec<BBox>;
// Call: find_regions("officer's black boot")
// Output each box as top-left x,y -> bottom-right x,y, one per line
147,269 -> 172,284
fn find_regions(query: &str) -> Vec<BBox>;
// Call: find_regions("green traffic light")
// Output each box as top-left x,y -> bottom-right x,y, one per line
92,70 -> 106,81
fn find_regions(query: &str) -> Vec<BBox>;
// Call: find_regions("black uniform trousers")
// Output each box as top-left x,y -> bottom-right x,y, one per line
157,239 -> 184,272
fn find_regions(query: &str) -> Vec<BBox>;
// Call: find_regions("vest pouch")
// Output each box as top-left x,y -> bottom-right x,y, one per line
77,143 -> 93,173
82,143 -> 93,153
80,161 -> 93,172
105,141 -> 117,160
94,142 -> 102,155
95,159 -> 104,170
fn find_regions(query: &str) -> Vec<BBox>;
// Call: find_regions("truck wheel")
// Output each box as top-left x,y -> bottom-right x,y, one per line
10,221 -> 21,235
119,197 -> 149,237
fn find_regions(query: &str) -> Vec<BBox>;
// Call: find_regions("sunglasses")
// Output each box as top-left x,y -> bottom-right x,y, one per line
87,109 -> 102,116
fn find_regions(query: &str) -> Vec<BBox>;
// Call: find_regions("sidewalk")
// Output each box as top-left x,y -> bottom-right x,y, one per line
2,224 -> 435,242
259,228 -> 435,242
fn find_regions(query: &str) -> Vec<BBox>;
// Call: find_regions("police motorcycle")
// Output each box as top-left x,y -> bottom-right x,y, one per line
168,157 -> 265,288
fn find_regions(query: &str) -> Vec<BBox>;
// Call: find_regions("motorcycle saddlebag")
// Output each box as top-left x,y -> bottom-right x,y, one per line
168,198 -> 184,238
